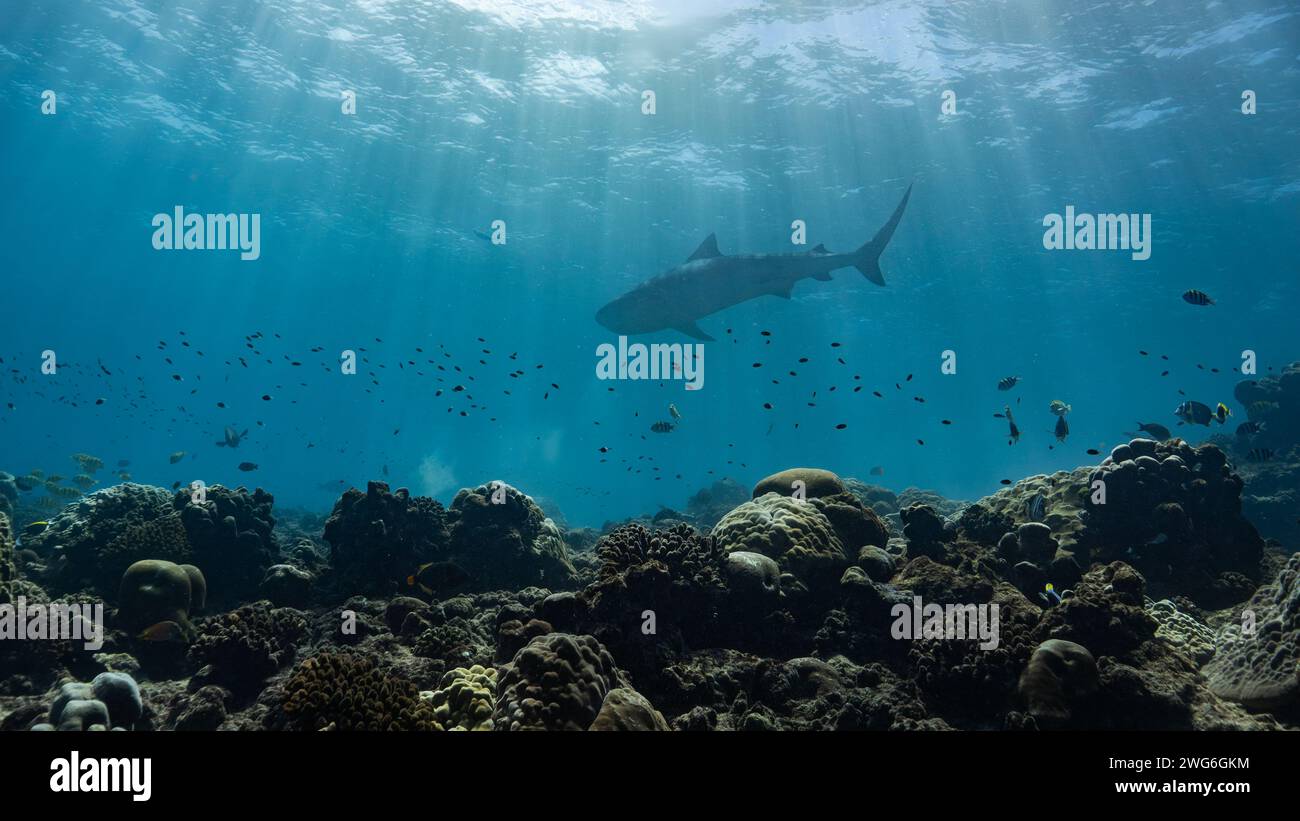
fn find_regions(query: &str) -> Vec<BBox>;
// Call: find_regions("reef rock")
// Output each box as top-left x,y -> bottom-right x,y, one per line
1017,639 -> 1099,727
323,482 -> 449,597
684,477 -> 749,531
446,481 -> 576,591
753,468 -> 845,499
1204,553 -> 1300,710
173,485 -> 277,606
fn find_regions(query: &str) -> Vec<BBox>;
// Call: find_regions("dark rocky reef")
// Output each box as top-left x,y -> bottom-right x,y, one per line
323,481 -> 449,597
173,485 -> 277,607
445,481 -> 576,591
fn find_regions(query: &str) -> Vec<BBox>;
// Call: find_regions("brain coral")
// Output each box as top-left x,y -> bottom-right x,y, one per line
1203,553 -> 1300,710
278,652 -> 439,731
493,633 -> 622,731
711,492 -> 847,589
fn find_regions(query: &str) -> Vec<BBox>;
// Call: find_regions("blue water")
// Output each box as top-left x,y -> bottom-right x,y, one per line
2,0 -> 1298,527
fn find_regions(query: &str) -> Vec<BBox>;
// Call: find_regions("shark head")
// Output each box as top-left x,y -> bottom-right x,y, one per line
595,300 -> 624,332
596,290 -> 664,335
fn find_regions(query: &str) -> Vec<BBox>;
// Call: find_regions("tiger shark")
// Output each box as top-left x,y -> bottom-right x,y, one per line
595,184 -> 912,341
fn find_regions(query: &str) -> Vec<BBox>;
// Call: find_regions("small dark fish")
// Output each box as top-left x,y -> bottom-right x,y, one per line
138,621 -> 186,643
1214,402 -> 1231,425
997,376 -> 1021,391
1236,421 -> 1265,436
1247,448 -> 1273,462
650,421 -> 675,433
237,462 -> 259,472
406,561 -> 472,597
14,476 -> 37,492
869,466 -> 885,476
215,426 -> 248,448
1054,415 -> 1069,443
169,451 -> 186,464
1136,421 -> 1171,440
1005,406 -> 1020,445
1000,479 -> 1012,486
1182,289 -> 1214,306
1086,448 -> 1100,456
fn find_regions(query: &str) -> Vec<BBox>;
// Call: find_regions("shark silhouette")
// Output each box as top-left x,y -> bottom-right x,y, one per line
595,184 -> 912,341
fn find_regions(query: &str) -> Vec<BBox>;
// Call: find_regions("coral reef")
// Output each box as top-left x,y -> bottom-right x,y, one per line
1,453 -> 1294,734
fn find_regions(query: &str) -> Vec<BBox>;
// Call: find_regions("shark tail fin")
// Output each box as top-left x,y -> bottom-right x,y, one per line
854,182 -> 912,286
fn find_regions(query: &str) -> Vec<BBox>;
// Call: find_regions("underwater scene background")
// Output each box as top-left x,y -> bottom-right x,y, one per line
1,0 -> 1299,733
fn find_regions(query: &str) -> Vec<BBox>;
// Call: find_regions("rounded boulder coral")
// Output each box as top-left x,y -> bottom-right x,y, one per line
711,493 -> 848,591
492,633 -> 622,731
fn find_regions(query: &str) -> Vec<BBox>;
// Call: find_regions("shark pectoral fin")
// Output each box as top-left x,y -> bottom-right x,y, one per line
812,243 -> 828,253
687,233 -> 722,262
674,321 -> 715,342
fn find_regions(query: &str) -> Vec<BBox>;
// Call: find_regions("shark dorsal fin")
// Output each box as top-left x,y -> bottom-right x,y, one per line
687,234 -> 721,262
812,243 -> 827,253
